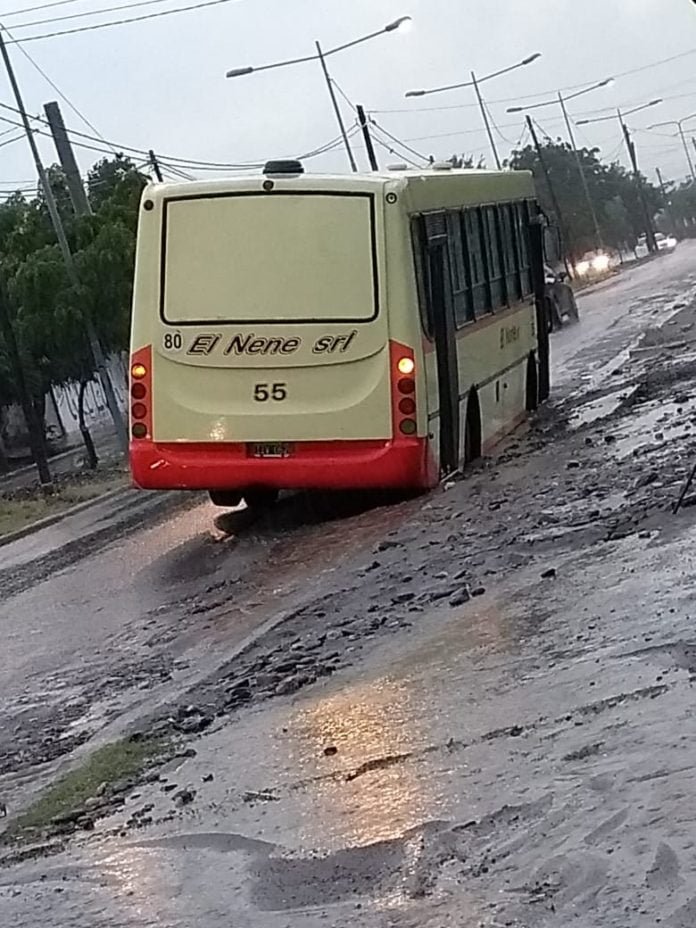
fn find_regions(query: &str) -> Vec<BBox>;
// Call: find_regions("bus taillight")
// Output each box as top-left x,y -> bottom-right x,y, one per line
397,357 -> 415,375
390,341 -> 417,439
130,346 -> 152,441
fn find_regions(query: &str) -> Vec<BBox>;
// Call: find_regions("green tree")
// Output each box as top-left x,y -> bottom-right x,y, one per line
0,155 -> 147,466
508,139 -> 664,259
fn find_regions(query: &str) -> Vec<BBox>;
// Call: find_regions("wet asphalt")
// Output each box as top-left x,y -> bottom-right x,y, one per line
3,242 -> 696,926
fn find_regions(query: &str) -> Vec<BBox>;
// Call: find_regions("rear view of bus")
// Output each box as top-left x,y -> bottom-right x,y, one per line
129,160 -> 432,505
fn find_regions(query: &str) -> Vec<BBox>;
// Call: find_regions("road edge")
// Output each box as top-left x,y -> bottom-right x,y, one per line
0,484 -> 137,550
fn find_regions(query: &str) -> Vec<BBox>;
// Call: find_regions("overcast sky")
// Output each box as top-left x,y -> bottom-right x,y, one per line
1,0 -> 696,193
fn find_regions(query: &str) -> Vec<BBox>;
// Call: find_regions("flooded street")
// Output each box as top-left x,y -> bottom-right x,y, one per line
4,243 -> 696,926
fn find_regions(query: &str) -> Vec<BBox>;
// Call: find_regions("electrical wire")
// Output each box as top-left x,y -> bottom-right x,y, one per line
0,102 -> 266,168
0,130 -> 26,149
373,48 -> 696,117
532,117 -> 556,144
514,122 -> 528,150
10,0 -> 188,31
3,0 -> 241,43
370,132 -> 421,169
331,78 -> 357,114
3,0 -> 85,18
159,161 -> 196,180
0,23 -> 116,151
369,119 -> 429,162
485,101 -> 514,145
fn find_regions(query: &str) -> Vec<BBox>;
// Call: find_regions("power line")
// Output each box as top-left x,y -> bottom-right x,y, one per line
3,0 -> 241,43
485,100 -> 514,146
0,101 -> 264,168
3,0 -> 85,17
331,78 -> 357,114
0,130 -> 25,149
372,48 -> 696,117
10,0 -> 184,31
369,119 -> 429,162
1,24 -> 116,151
370,132 -> 421,169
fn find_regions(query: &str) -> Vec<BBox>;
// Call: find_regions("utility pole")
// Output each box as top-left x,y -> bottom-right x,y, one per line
620,113 -> 657,253
43,101 -> 92,217
558,91 -> 604,250
677,123 -> 696,182
472,71 -> 501,170
527,115 -> 572,276
656,166 -> 677,235
148,149 -> 163,182
356,105 -> 378,171
315,41 -> 357,173
0,275 -> 52,487
0,48 -> 129,455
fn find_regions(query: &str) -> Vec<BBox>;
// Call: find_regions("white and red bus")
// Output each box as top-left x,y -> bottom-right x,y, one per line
129,160 -> 549,506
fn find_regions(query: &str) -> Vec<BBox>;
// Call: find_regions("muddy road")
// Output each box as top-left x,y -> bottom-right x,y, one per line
3,241 -> 696,926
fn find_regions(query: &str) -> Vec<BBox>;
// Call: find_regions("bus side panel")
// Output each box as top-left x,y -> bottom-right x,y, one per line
456,303 -> 535,453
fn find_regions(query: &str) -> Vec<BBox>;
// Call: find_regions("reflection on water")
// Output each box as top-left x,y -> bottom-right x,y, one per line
290,677 -> 436,849
96,845 -> 173,926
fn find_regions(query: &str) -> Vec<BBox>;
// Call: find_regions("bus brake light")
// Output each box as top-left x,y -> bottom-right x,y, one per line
131,363 -> 147,379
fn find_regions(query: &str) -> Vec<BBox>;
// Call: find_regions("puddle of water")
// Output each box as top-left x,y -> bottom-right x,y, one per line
569,389 -> 629,429
610,398 -> 696,460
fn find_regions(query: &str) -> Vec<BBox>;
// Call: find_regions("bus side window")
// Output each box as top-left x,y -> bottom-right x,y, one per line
411,216 -> 434,339
463,208 -> 488,317
501,204 -> 522,302
515,201 -> 533,296
446,211 -> 474,328
483,206 -> 504,313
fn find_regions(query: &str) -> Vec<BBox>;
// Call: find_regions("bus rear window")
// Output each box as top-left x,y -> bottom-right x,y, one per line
160,192 -> 378,325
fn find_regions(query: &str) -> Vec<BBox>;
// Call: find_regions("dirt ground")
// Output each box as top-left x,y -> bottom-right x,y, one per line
3,243 -> 696,926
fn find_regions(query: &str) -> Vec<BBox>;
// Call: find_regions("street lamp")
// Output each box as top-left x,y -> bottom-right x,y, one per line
575,99 -> 662,126
578,100 -> 663,253
507,79 -> 614,251
646,112 -> 696,181
225,16 -> 413,173
405,53 -> 542,170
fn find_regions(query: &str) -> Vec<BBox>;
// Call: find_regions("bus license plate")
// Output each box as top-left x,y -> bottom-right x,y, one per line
250,443 -> 293,458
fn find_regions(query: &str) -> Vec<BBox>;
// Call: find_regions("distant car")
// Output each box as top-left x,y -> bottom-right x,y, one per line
655,232 -> 678,252
545,265 -> 579,331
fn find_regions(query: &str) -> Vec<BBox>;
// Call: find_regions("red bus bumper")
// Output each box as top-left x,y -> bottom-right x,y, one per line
130,437 -> 435,492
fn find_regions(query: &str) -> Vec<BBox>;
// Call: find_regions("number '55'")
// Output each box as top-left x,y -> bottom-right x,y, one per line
254,383 -> 287,402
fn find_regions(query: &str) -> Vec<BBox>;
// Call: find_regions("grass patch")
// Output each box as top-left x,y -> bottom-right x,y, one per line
0,467 -> 128,539
4,737 -> 167,842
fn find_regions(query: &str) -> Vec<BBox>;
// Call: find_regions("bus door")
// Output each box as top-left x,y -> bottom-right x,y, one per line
424,213 -> 460,476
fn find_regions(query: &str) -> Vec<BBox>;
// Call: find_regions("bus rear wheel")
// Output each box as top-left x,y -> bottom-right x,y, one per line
526,355 -> 539,412
464,391 -> 482,465
243,489 -> 279,509
209,490 -> 242,508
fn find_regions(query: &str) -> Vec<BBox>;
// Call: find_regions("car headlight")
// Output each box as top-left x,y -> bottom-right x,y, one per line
575,260 -> 591,275
592,253 -> 610,272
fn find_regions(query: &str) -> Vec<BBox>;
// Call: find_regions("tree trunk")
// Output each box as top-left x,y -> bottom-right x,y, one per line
0,279 -> 52,489
78,379 -> 98,470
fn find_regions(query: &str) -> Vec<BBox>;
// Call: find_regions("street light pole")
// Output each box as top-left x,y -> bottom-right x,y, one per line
678,122 -> 696,181
558,91 -> 604,249
472,71 -> 500,170
646,114 -> 696,182
526,115 -> 572,277
405,54 -> 541,170
507,79 -> 613,253
620,111 -> 657,253
226,16 -> 411,171
315,41 -> 357,172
